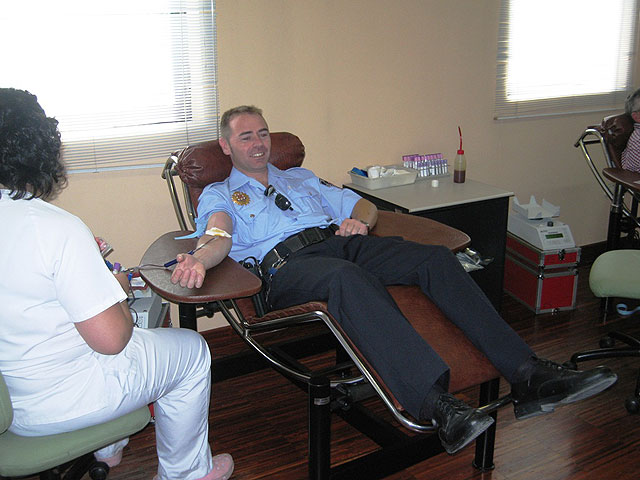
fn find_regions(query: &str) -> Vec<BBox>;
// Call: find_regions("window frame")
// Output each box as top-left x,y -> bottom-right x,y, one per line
494,0 -> 639,120
1,0 -> 219,173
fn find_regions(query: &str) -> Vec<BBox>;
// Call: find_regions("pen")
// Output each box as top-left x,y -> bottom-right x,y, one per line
163,236 -> 218,268
163,251 -> 195,268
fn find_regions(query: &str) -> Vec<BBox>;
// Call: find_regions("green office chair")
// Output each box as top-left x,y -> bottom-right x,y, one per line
568,249 -> 640,413
0,370 -> 151,480
590,250 -> 640,318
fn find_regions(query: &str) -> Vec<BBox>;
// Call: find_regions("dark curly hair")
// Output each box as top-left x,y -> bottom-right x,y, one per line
0,88 -> 66,200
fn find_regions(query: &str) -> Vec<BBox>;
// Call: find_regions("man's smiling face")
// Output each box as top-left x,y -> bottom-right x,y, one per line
219,113 -> 271,177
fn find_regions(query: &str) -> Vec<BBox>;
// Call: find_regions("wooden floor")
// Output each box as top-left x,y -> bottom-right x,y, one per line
26,260 -> 640,479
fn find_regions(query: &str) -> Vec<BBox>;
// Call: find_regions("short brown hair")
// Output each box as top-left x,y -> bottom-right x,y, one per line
219,105 -> 266,140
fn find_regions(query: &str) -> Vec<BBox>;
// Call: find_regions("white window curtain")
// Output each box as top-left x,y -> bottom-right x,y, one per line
0,0 -> 218,172
495,0 -> 638,120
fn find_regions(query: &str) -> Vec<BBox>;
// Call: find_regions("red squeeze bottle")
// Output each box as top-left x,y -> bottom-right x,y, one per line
453,126 -> 466,183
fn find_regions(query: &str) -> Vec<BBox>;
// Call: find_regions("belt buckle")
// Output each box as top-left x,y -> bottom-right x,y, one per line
268,258 -> 287,276
262,248 -> 286,276
271,249 -> 286,270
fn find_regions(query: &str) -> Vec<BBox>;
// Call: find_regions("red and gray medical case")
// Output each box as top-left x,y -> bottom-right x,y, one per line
503,232 -> 580,314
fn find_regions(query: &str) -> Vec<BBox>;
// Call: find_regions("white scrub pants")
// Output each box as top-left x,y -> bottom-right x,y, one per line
12,327 -> 214,480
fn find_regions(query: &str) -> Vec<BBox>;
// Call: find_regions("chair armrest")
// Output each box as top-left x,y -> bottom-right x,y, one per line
139,231 -> 262,304
140,215 -> 469,305
603,167 -> 640,194
370,210 -> 470,252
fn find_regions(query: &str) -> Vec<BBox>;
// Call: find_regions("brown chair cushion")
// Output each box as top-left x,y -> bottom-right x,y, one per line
388,285 -> 499,394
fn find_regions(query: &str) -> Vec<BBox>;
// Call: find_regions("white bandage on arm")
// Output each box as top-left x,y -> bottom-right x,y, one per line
204,227 -> 231,238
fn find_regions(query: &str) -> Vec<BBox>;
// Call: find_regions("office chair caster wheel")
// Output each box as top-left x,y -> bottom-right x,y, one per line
599,336 -> 615,348
625,396 -> 640,414
89,461 -> 109,480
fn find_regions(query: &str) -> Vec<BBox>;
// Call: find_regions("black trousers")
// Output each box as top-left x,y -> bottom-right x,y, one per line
267,234 -> 534,419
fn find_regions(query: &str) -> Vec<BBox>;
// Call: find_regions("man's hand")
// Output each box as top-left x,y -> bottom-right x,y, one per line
336,218 -> 369,237
170,253 -> 206,289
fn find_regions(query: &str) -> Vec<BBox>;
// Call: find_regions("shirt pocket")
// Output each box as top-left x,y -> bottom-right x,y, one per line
287,186 -> 325,215
234,198 -> 271,240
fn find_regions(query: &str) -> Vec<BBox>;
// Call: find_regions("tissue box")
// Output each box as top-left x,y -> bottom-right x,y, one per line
348,165 -> 417,190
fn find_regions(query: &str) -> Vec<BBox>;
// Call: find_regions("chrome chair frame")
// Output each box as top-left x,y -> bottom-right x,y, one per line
217,287 -> 511,435
215,295 -> 509,478
574,126 -> 640,232
162,151 -> 196,231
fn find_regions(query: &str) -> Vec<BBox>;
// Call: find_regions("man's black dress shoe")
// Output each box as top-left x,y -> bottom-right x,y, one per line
433,393 -> 494,455
511,358 -> 617,420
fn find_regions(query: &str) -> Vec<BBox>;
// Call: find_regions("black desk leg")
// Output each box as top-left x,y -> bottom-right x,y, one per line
309,376 -> 331,480
472,378 -> 499,471
178,303 -> 197,331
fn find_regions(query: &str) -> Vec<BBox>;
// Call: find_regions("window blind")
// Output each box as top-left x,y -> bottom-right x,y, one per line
495,0 -> 638,120
0,0 -> 218,172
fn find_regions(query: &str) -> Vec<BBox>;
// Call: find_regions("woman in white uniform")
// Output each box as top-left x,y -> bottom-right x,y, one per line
0,88 -> 233,480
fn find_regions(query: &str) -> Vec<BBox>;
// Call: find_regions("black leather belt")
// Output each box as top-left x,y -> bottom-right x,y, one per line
260,224 -> 338,276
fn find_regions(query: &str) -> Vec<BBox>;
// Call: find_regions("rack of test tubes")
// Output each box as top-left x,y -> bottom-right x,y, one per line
402,153 -> 449,179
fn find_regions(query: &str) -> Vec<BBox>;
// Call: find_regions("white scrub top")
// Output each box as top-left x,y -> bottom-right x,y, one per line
0,190 -> 126,429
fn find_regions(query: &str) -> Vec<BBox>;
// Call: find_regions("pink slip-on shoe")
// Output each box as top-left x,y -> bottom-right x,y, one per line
153,453 -> 234,480
204,454 -> 234,480
95,449 -> 123,468
94,438 -> 129,468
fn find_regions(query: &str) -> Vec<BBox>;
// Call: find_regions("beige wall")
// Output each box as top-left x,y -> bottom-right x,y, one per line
51,0 -> 639,329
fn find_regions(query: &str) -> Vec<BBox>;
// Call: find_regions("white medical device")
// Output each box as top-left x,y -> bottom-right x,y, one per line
507,196 -> 575,251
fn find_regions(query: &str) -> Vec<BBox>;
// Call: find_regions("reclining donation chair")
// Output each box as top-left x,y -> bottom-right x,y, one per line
574,112 -> 640,249
569,124 -> 640,413
159,133 -> 512,479
0,370 -> 151,480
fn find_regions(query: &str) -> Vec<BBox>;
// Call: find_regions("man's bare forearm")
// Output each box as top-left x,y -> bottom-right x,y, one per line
194,212 -> 234,270
350,198 -> 378,229
193,236 -> 232,270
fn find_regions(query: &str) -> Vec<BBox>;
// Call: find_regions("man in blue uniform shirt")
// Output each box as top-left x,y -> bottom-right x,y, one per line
170,105 -> 617,455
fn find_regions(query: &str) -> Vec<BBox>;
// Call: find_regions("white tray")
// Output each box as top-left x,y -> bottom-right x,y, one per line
348,166 -> 417,190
